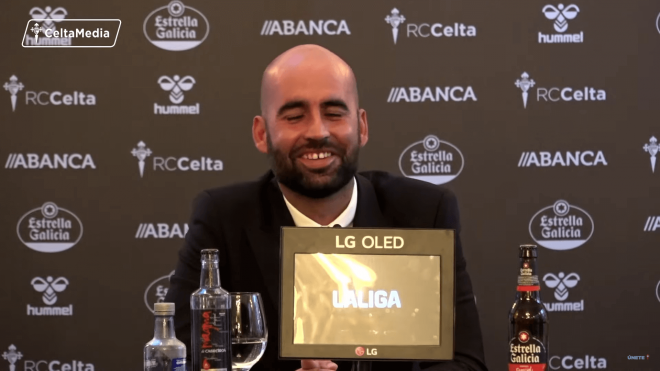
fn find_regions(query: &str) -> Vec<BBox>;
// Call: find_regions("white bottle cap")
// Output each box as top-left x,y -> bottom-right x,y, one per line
154,302 -> 175,315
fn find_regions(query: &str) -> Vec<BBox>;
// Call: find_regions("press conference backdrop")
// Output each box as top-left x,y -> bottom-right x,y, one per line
1,0 -> 659,370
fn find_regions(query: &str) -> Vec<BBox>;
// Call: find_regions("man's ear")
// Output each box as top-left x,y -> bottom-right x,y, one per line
253,116 -> 268,154
358,108 -> 369,147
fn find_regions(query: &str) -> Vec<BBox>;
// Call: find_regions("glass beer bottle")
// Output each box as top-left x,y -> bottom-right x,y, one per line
191,249 -> 232,371
508,244 -> 549,371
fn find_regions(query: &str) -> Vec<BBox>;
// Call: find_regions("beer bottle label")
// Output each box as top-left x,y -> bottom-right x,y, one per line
508,331 -> 547,371
517,260 -> 540,290
193,309 -> 232,371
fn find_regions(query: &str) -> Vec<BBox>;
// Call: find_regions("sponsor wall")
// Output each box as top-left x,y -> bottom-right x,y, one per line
1,1 -> 659,370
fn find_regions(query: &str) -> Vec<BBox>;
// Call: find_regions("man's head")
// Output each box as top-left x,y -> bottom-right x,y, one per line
253,44 -> 369,199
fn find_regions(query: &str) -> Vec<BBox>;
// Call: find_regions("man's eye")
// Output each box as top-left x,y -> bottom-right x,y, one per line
287,115 -> 303,121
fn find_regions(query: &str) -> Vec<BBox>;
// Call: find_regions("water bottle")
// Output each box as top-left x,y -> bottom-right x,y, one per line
144,302 -> 187,371
191,249 -> 232,371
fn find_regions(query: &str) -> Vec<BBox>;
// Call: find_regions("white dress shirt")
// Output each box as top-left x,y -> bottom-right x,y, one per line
282,178 -> 357,227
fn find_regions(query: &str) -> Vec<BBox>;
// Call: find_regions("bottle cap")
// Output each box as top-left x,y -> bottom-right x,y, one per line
154,302 -> 175,315
519,244 -> 538,258
201,249 -> 219,262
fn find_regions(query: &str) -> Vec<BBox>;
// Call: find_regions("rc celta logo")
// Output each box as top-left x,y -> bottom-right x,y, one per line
539,4 -> 583,44
144,271 -> 174,313
3,75 -> 97,113
136,223 -> 189,239
131,141 -> 223,178
155,75 -> 199,114
24,6 -> 72,46
543,272 -> 584,312
2,344 -> 22,370
399,135 -> 464,185
643,136 -> 658,173
518,150 -> 607,167
5,153 -> 96,170
529,200 -> 594,250
549,355 -> 606,370
3,75 -> 23,111
384,7 -> 476,45
387,86 -> 476,103
17,202 -> 83,253
28,276 -> 73,316
2,345 -> 95,371
261,19 -> 350,36
144,0 -> 209,51
515,72 -> 606,108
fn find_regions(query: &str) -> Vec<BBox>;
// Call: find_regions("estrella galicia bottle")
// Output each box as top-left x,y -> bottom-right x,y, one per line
508,244 -> 549,371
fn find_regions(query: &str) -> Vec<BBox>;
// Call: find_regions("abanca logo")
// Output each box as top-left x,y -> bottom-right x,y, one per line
136,223 -> 188,239
399,135 -> 464,185
529,200 -> 594,250
5,153 -> 96,169
261,20 -> 350,36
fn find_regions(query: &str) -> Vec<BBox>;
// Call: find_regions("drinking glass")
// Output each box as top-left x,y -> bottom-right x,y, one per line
230,292 -> 268,371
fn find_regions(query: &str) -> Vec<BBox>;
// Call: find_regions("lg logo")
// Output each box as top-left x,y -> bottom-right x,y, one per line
355,347 -> 377,356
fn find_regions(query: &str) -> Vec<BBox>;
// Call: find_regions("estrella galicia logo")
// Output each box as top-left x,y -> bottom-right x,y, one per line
17,202 -> 83,253
398,135 -> 464,185
144,271 -> 174,313
529,200 -> 594,250
143,0 -> 209,51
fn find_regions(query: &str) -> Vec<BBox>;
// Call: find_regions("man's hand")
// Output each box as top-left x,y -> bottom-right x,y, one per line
297,359 -> 338,371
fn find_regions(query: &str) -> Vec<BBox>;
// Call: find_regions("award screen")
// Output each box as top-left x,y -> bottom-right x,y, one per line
293,254 -> 441,346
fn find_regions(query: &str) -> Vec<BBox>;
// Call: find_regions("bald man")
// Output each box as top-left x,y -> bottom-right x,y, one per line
164,45 -> 487,371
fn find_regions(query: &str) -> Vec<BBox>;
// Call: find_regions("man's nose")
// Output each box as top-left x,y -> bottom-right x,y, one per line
305,111 -> 330,139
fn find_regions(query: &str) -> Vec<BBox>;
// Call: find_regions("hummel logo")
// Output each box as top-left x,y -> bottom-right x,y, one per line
543,272 -> 580,301
158,75 -> 195,104
542,4 -> 579,33
31,276 -> 69,305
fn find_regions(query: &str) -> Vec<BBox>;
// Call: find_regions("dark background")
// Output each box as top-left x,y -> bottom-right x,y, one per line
1,1 -> 658,370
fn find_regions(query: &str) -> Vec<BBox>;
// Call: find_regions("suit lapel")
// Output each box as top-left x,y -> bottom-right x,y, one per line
244,172 -> 294,311
353,173 -> 392,228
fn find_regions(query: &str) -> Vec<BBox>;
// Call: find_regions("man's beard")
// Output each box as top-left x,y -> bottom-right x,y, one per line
266,128 -> 360,199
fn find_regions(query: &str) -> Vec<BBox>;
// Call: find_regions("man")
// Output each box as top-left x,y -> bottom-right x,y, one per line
164,44 -> 487,371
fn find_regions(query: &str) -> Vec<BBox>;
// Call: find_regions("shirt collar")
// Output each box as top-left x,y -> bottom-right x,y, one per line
282,178 -> 358,227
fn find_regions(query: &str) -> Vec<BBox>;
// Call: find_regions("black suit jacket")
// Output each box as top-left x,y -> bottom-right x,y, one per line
165,170 -> 487,371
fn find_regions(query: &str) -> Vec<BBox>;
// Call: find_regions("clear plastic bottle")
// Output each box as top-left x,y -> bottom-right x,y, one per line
191,249 -> 232,371
144,302 -> 187,371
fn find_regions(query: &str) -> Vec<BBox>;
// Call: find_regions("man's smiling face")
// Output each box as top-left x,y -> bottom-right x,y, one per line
254,45 -> 368,198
